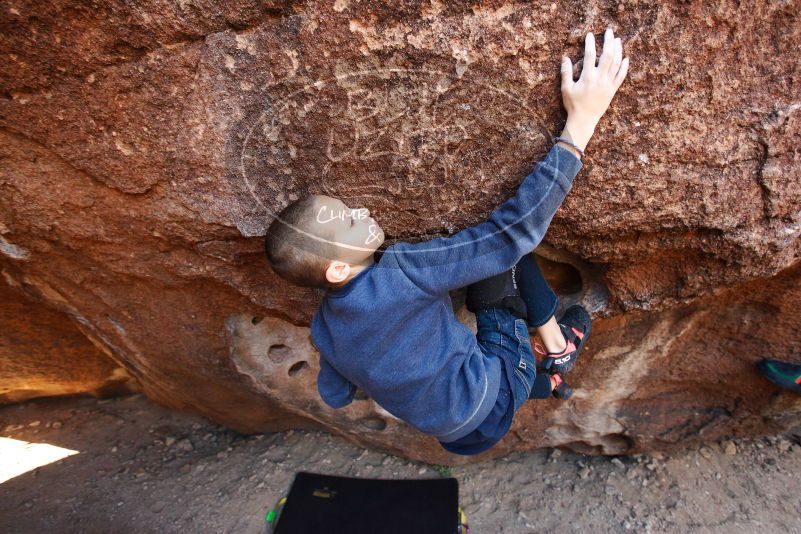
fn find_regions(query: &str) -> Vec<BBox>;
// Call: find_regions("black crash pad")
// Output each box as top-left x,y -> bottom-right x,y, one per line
273,471 -> 460,534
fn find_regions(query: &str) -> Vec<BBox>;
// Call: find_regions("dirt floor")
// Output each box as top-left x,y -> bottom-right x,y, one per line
1,394 -> 800,534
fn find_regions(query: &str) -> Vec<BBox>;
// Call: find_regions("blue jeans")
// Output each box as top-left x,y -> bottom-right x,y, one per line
478,253 -> 558,409
440,255 -> 558,455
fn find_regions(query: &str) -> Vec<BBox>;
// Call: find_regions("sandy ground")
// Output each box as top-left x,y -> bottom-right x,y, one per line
1,394 -> 800,534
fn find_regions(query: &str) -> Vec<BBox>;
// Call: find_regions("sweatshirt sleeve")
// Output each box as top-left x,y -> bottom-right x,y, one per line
385,144 -> 583,295
317,355 -> 357,409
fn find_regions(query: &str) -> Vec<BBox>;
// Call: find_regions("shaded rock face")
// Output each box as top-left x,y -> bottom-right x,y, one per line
0,277 -> 136,403
1,0 -> 799,463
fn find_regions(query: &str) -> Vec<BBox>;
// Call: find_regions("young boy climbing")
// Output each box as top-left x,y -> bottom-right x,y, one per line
264,28 -> 629,455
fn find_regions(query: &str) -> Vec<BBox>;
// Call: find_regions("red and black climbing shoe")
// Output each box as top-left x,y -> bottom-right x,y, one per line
757,358 -> 801,395
550,373 -> 573,400
534,304 -> 592,375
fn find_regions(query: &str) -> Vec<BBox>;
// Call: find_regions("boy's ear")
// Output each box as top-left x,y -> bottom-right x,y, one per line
325,260 -> 352,285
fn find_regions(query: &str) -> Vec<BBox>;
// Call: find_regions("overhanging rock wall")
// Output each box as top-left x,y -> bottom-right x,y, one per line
0,277 -> 136,403
1,0 -> 799,463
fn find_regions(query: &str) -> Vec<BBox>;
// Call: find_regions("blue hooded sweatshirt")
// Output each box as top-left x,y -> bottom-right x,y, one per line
310,144 -> 583,442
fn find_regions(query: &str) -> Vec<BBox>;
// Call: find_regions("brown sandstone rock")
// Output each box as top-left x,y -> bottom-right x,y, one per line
0,277 -> 136,403
0,0 -> 799,463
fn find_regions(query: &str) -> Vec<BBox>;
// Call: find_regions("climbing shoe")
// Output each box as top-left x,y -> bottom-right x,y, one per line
550,373 -> 573,400
465,265 -> 528,320
535,304 -> 592,375
757,358 -> 801,394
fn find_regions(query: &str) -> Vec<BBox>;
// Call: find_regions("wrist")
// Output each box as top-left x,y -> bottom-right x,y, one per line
555,138 -> 582,159
562,116 -> 597,151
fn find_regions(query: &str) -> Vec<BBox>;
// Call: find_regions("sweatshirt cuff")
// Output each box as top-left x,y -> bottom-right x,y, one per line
547,143 -> 584,183
317,376 -> 356,409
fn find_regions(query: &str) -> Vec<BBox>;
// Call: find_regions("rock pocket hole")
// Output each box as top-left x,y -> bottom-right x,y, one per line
268,344 -> 293,364
536,255 -> 583,295
361,417 -> 387,431
251,316 -> 264,325
288,360 -> 308,376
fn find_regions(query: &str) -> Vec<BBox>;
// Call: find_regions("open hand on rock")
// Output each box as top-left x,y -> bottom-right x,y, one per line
561,28 -> 629,131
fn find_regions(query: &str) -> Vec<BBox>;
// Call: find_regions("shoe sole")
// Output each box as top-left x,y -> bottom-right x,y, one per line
552,382 -> 573,400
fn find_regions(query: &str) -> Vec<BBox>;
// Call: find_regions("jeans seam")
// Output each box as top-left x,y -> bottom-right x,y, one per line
512,319 -> 534,401
513,367 -> 531,399
494,309 -> 504,351
514,319 -> 532,368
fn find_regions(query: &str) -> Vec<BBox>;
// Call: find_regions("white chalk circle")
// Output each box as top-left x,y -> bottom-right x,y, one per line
238,65 -> 558,254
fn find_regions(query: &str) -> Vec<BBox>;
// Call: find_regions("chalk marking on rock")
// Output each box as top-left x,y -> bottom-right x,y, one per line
237,66 -> 553,252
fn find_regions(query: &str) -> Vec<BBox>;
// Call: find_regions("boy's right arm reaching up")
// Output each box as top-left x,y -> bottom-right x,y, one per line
386,28 -> 629,296
557,29 -> 630,159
